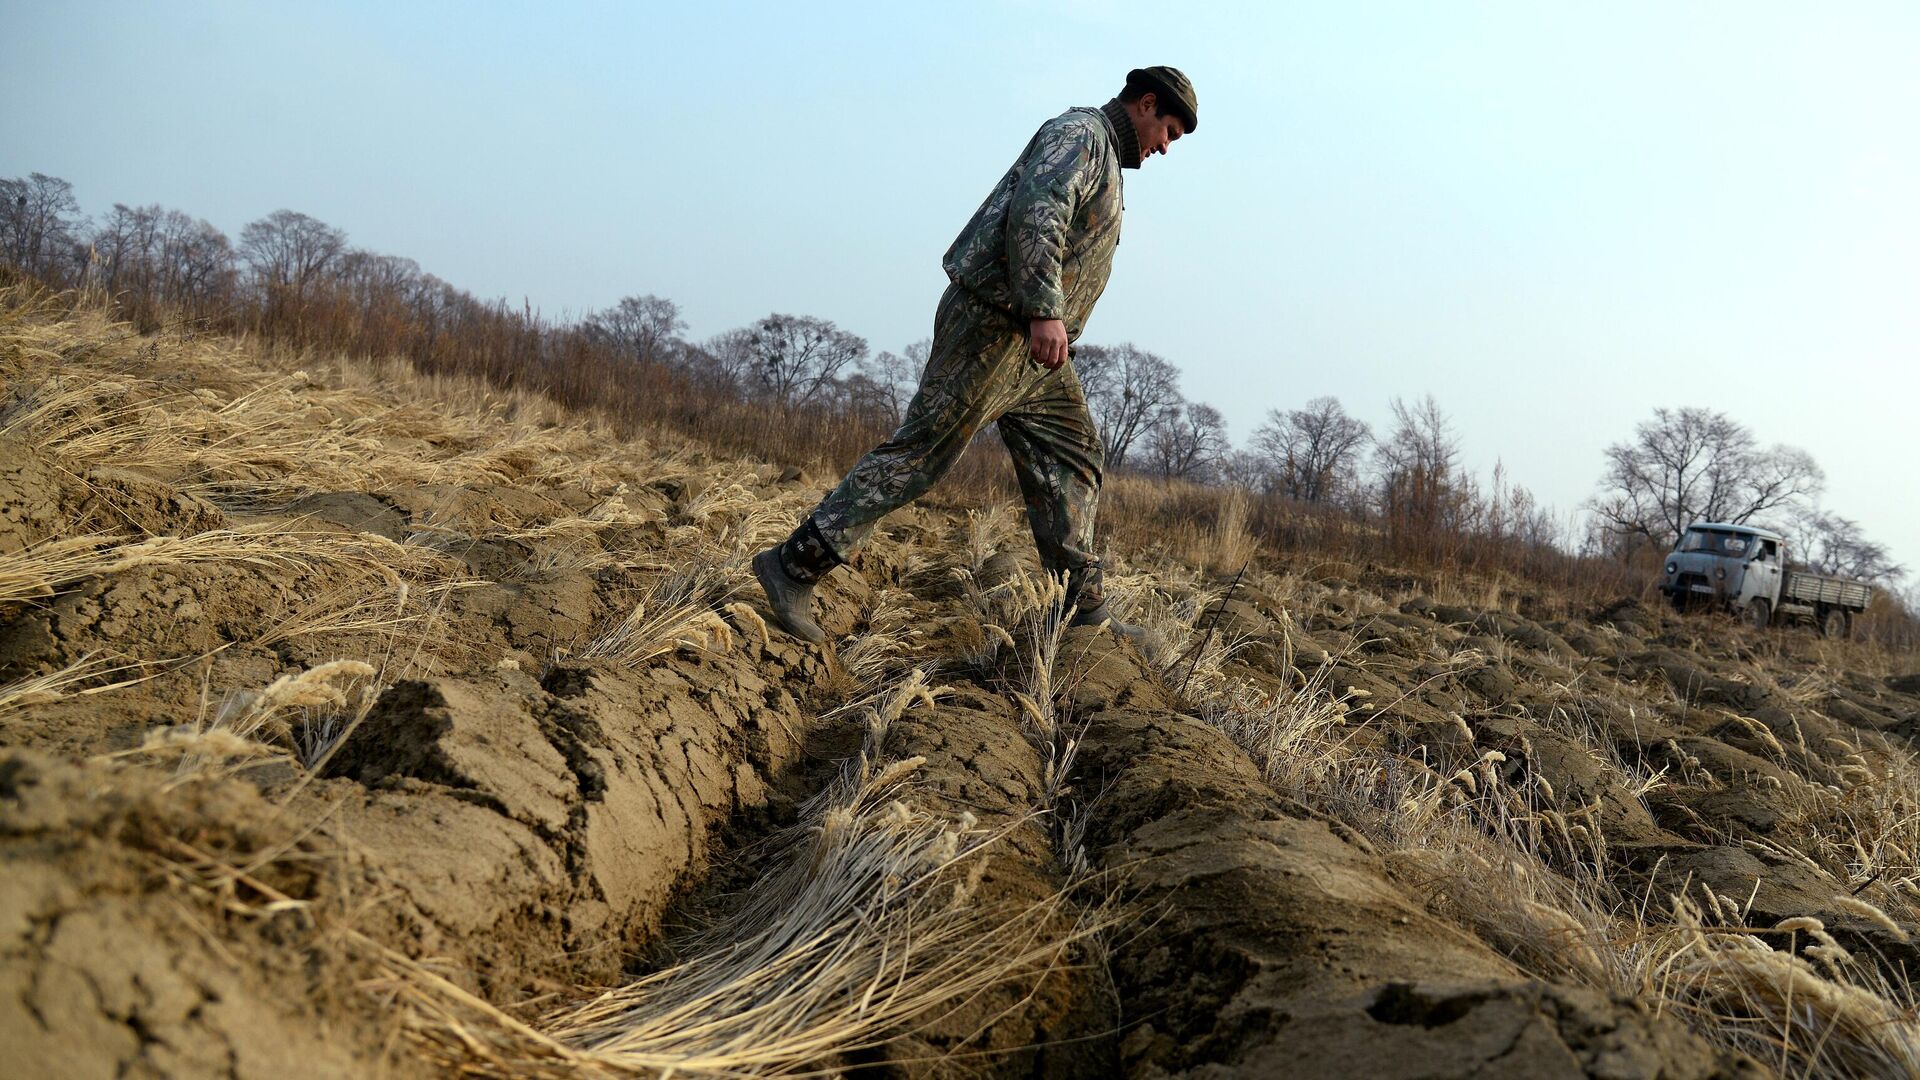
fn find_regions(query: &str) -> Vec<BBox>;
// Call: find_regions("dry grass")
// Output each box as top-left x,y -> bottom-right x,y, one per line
1145,572 -> 1920,1077
575,564 -> 736,669
12,281 -> 1920,1078
837,587 -> 922,691
1655,910 -> 1920,1078
0,295 -> 812,687
123,660 -> 376,782
0,297 -> 642,515
0,652 -> 173,719
1195,616 -> 1371,796
375,668 -> 1115,1077
0,527 -> 458,606
568,472 -> 813,668
1004,571 -> 1093,873
1774,738 -> 1920,924
1100,554 -> 1243,698
1101,474 -> 1254,578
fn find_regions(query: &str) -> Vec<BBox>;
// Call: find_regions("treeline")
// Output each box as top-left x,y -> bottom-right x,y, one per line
1,173 -> 887,471
3,171 -> 1911,641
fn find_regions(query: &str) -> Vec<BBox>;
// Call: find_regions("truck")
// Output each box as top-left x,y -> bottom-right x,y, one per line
1657,522 -> 1874,637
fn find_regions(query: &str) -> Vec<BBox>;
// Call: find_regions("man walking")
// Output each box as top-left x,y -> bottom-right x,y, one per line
755,67 -> 1198,643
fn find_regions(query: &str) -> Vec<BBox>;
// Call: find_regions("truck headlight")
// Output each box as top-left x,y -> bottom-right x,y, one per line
1666,562 -> 1677,576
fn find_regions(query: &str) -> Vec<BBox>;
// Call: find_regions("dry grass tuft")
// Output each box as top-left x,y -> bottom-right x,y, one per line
120,660 -> 377,782
0,527 -> 457,606
1774,738 -> 1920,924
838,588 -> 922,691
575,564 -> 736,668
375,666 -> 1110,1077
1005,571 -> 1095,873
0,653 -> 172,719
1655,908 -> 1920,1077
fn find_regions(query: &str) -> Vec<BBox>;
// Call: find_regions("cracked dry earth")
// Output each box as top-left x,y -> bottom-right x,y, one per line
5,304 -> 1920,1077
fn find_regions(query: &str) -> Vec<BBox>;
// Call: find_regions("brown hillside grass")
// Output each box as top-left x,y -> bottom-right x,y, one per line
27,266 -> 1899,652
6,285 -> 1920,1076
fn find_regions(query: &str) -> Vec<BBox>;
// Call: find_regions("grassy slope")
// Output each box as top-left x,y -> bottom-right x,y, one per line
2,292 -> 1918,1077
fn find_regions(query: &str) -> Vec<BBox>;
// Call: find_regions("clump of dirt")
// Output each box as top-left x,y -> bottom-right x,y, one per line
1,749 -> 390,1076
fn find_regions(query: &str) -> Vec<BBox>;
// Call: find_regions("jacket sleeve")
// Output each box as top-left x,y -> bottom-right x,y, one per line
1006,119 -> 1102,321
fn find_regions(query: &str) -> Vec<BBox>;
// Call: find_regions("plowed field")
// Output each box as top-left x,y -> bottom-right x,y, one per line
5,295 -> 1918,1077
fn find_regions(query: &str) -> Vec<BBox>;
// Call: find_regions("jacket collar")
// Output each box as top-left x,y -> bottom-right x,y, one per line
1099,98 -> 1143,170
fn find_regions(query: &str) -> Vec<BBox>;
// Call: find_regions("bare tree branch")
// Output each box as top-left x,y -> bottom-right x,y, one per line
1076,343 -> 1181,469
1592,406 -> 1824,551
585,295 -> 687,366
742,313 -> 867,410
1247,395 -> 1371,502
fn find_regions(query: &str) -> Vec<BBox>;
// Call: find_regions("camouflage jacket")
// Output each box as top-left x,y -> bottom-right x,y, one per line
942,100 -> 1140,340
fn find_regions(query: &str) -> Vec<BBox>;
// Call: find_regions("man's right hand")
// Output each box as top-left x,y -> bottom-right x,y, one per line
1028,318 -> 1069,369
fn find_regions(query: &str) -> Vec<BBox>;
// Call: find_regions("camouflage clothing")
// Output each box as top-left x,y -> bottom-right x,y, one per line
942,99 -> 1141,339
784,284 -> 1105,589
778,99 -> 1141,603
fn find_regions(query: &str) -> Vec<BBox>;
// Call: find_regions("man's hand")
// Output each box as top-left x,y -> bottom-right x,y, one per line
1028,318 -> 1069,369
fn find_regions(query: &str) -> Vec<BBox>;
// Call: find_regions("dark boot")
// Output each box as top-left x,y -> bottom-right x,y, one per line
753,518 -> 842,644
1065,563 -> 1149,644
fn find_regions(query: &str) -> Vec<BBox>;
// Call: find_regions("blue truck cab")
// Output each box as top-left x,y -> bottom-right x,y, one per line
1658,522 -> 1873,636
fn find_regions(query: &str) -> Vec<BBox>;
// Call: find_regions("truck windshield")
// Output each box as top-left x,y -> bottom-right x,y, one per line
1678,530 -> 1752,557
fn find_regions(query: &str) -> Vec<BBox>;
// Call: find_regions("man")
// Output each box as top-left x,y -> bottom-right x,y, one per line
755,66 -> 1198,643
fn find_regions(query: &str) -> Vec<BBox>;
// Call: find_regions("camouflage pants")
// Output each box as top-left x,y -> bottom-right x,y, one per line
781,283 -> 1104,588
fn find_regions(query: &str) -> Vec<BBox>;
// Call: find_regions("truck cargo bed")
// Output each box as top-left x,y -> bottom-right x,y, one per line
1782,571 -> 1873,611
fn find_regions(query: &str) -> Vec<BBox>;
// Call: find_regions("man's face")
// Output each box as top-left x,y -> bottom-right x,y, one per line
1128,93 -> 1186,163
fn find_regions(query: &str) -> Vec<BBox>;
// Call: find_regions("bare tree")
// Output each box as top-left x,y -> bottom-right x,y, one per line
1,173 -> 84,280
1592,406 -> 1825,550
89,203 -> 156,295
1075,342 -> 1181,469
1785,511 -> 1905,583
679,327 -> 757,395
1143,401 -> 1228,481
1247,395 -> 1371,502
584,294 -> 686,366
1374,394 -> 1471,545
89,203 -> 235,319
743,313 -> 867,409
1215,447 -> 1269,493
1484,461 -> 1562,550
331,250 -> 424,343
338,250 -> 422,299
239,209 -> 346,300
849,338 -> 928,426
156,211 -> 236,307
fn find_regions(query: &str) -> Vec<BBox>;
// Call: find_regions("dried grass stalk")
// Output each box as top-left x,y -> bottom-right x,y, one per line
0,527 -> 456,605
389,757 -> 1110,1077
576,565 -> 735,667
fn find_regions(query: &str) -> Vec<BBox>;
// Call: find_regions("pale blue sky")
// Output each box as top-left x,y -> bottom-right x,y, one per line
6,2 -> 1916,574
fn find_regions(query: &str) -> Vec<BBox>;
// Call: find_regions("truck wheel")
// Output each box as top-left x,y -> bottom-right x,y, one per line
1822,608 -> 1850,639
1744,598 -> 1771,631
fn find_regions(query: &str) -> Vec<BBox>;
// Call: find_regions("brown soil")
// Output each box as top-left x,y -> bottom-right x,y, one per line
1068,639 -> 1749,1079
5,302 -> 1920,1077
840,682 -> 1119,1077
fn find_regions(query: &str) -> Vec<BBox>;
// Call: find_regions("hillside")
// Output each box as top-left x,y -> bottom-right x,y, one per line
3,289 -> 1919,1078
